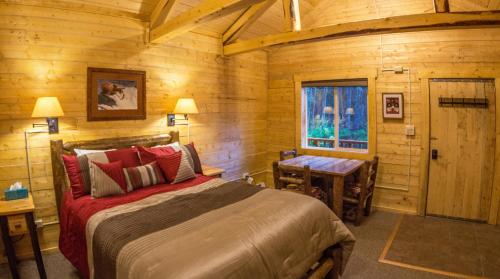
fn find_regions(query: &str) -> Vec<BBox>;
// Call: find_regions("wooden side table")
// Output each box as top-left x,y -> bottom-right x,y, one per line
202,165 -> 225,178
0,194 -> 46,279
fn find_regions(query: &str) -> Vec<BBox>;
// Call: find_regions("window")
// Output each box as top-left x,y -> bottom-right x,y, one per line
302,79 -> 368,152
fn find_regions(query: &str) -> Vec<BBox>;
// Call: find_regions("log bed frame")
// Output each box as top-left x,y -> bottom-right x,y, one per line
49,131 -> 343,279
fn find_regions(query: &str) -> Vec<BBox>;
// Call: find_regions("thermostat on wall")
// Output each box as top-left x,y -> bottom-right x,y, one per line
405,125 -> 415,136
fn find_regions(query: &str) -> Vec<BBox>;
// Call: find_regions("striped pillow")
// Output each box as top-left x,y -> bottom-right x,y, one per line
90,160 -> 128,198
157,151 -> 196,184
123,162 -> 166,191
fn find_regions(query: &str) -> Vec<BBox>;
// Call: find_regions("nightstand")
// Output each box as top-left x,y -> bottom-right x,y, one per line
0,194 -> 46,279
202,165 -> 225,178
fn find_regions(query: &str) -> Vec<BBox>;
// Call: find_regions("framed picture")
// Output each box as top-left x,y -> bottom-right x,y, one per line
87,68 -> 146,121
382,93 -> 404,119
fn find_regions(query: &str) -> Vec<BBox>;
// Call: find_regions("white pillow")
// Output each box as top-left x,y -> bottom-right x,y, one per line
74,148 -> 115,156
153,142 -> 180,148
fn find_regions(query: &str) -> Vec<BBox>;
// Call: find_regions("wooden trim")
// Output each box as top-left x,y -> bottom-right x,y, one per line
293,70 -> 377,161
223,12 -> 500,55
150,0 -> 177,28
433,0 -> 450,13
417,78 -> 430,216
150,0 -> 265,43
417,71 -> 500,224
378,215 -> 487,279
222,0 -> 276,44
50,132 -> 179,216
489,78 -> 500,224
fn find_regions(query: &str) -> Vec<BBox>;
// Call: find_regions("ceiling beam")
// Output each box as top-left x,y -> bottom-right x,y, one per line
434,0 -> 450,13
282,0 -> 293,32
150,0 -> 266,43
223,0 -> 277,44
282,0 -> 301,32
150,0 -> 177,28
223,12 -> 500,55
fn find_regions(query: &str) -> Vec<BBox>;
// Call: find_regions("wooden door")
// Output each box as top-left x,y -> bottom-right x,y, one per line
426,79 -> 496,221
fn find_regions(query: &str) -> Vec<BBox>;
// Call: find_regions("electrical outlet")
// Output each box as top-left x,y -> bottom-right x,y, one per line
241,172 -> 250,180
405,125 -> 415,136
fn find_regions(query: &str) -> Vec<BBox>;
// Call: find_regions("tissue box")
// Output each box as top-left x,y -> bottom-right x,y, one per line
4,188 -> 28,200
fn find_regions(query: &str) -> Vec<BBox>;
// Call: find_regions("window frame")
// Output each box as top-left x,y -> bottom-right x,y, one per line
294,71 -> 377,160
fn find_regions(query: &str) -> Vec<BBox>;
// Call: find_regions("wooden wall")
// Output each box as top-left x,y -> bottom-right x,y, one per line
266,28 -> 500,214
0,1 -> 267,258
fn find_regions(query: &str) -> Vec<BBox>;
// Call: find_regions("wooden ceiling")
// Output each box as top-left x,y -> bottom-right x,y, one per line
62,0 -> 500,39
38,0 -> 500,51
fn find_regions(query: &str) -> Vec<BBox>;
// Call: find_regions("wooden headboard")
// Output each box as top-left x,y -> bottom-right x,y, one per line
50,131 -> 179,215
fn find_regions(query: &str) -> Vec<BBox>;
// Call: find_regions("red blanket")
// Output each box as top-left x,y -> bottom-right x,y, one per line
59,175 -> 214,278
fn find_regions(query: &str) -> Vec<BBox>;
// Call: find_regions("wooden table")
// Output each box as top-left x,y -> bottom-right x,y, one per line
0,194 -> 46,279
278,155 -> 365,218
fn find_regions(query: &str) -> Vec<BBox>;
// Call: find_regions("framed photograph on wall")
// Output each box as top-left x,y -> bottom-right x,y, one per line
87,68 -> 146,121
382,93 -> 404,119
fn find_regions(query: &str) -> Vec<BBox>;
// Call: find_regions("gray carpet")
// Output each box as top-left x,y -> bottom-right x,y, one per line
0,211 -> 492,279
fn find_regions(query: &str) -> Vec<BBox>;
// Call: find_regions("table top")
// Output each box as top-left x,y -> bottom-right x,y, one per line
279,155 -> 364,176
0,194 -> 35,216
202,165 -> 225,177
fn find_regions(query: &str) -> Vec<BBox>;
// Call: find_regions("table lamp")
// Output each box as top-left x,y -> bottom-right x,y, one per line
31,97 -> 64,134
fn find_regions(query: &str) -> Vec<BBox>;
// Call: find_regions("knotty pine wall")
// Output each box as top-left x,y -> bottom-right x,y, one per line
266,28 -> 500,214
0,2 -> 267,257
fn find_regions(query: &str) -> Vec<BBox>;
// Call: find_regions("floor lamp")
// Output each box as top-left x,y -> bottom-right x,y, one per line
167,98 -> 199,143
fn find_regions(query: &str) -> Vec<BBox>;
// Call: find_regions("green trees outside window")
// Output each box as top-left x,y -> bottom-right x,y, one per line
304,85 -> 368,151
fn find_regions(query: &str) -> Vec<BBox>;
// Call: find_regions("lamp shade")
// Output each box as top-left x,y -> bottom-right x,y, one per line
32,97 -> 64,117
174,98 -> 198,114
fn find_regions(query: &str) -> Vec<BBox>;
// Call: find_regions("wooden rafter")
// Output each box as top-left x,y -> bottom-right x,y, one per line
282,0 -> 292,31
150,0 -> 265,43
223,12 -> 500,55
150,0 -> 177,28
282,0 -> 301,32
223,0 -> 277,44
434,0 -> 450,13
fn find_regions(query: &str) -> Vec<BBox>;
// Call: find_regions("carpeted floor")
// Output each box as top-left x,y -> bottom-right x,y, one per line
1,211 -> 496,279
382,214 -> 500,278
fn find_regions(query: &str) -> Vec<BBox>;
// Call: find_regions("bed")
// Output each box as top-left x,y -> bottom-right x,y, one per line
50,131 -> 355,279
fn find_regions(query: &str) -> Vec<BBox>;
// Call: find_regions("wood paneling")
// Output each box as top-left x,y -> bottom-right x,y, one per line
266,28 -> 500,214
0,1 -> 267,257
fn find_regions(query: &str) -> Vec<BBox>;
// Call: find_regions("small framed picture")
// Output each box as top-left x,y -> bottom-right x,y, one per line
382,93 -> 404,119
87,68 -> 146,121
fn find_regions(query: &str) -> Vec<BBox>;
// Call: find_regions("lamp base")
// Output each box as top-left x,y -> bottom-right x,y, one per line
47,117 -> 59,134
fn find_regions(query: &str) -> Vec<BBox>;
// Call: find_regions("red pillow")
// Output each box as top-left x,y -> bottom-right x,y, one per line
157,151 -> 195,184
138,146 -> 175,165
62,155 -> 86,199
62,147 -> 140,199
105,147 -> 141,168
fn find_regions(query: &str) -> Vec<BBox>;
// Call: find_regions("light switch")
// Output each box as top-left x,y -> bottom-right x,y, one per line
405,125 -> 415,136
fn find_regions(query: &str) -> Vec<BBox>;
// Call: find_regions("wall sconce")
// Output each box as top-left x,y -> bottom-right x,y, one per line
31,97 -> 64,134
167,98 -> 199,142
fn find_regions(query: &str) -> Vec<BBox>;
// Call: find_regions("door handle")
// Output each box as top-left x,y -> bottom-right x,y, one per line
431,149 -> 438,160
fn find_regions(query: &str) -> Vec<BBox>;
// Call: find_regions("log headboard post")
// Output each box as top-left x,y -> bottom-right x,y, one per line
50,131 -> 180,217
50,139 -> 67,215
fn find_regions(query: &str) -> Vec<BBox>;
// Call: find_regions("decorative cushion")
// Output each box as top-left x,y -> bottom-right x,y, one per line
182,143 -> 202,174
90,160 -> 128,198
62,155 -> 86,199
138,146 -> 176,165
123,162 -> 166,191
62,147 -> 140,198
157,151 -> 196,184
